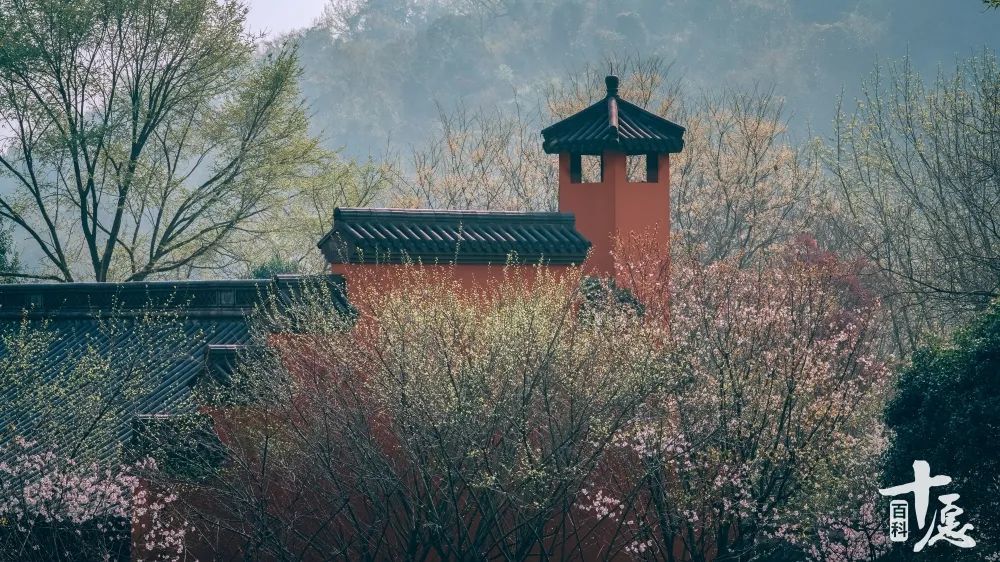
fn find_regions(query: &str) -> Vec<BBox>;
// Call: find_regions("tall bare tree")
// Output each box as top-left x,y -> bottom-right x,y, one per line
232,155 -> 394,275
0,0 -> 323,281
670,87 -> 824,266
392,56 -> 827,273
828,52 -> 1000,348
386,101 -> 555,211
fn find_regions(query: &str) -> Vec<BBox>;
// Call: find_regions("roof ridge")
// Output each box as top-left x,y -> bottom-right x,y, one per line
334,208 -> 577,223
613,97 -> 686,132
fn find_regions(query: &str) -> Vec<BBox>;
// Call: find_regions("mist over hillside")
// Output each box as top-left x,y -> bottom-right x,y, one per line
283,0 -> 998,159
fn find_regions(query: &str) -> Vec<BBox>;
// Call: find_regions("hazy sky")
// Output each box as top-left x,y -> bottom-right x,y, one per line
246,0 -> 327,38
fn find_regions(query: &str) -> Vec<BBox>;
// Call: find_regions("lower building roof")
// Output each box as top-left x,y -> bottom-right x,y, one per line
0,276 -> 351,465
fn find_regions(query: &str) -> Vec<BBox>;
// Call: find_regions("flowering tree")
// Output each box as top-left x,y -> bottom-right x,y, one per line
165,247 -> 894,561
0,311 -> 194,463
174,268 -> 675,560
602,239 -> 892,561
0,309 -> 198,559
0,438 -> 184,562
670,90 -> 825,267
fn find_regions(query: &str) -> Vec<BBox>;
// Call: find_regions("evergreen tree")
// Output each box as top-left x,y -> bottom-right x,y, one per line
883,300 -> 1000,560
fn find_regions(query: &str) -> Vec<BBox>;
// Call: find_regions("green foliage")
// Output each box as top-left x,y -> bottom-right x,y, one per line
579,275 -> 644,318
250,255 -> 301,279
238,156 -> 393,274
883,300 -> 1000,560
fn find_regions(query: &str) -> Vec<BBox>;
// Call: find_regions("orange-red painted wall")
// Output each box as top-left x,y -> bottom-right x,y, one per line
558,152 -> 670,278
330,262 -> 573,297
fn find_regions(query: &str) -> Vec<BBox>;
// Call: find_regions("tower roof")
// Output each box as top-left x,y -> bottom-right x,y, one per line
541,75 -> 685,155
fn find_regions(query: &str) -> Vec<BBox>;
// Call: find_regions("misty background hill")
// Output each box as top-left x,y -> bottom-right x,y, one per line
2,0 -> 996,278
281,0 -> 998,159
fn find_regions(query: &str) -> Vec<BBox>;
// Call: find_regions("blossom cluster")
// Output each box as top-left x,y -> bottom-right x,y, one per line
0,437 -> 185,561
586,240 -> 893,560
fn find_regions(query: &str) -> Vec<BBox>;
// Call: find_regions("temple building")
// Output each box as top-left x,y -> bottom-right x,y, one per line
0,75 -> 684,560
319,74 -> 684,294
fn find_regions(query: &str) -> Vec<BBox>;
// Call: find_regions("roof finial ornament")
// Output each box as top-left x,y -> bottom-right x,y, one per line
605,74 -> 619,98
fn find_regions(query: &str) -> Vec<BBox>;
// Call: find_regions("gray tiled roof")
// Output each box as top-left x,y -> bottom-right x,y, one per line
0,276 -> 351,464
318,207 -> 591,266
541,75 -> 685,155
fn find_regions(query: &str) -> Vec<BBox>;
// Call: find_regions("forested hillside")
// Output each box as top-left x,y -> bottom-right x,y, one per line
287,0 -> 997,157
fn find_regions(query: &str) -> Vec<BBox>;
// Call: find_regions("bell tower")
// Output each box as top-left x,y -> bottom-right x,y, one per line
541,75 -> 685,277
